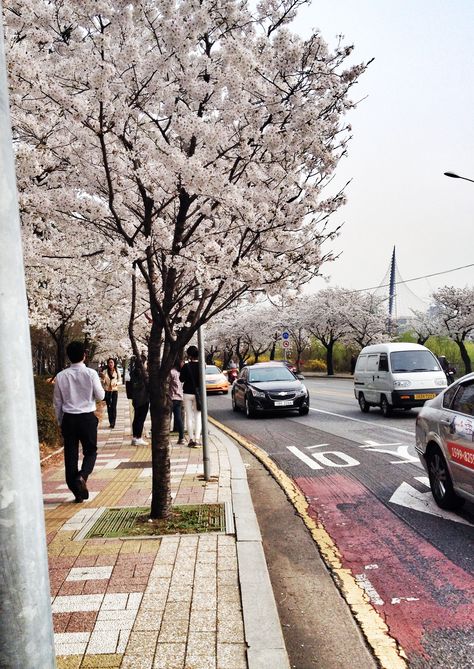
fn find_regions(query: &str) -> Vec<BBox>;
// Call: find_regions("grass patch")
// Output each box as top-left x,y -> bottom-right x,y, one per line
85,504 -> 226,539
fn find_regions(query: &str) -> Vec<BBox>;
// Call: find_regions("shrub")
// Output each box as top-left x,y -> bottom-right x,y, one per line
305,359 -> 327,373
34,376 -> 61,447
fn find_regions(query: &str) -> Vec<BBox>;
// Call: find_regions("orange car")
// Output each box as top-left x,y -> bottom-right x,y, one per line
205,365 -> 230,394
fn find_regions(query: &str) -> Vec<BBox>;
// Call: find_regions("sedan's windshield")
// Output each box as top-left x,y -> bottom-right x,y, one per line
249,367 -> 295,383
390,350 -> 441,373
206,366 -> 221,375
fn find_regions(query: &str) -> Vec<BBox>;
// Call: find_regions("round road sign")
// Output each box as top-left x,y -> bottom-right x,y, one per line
282,340 -> 290,348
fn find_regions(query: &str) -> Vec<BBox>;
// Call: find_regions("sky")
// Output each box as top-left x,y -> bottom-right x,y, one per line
293,0 -> 474,313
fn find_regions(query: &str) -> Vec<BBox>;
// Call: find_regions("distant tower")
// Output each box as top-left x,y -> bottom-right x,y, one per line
387,247 -> 396,336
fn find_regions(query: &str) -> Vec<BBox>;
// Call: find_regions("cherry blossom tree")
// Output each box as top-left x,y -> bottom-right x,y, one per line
431,286 -> 474,374
5,0 -> 368,517
407,307 -> 441,346
303,287 -> 351,375
344,292 -> 387,348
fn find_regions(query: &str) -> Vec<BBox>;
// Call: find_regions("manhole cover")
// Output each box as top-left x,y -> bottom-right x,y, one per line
83,504 -> 227,538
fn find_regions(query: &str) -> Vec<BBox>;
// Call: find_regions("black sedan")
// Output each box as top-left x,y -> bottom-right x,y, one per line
231,362 -> 310,417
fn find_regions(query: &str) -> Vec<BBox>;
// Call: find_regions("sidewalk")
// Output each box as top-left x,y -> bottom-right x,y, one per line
42,389 -> 289,669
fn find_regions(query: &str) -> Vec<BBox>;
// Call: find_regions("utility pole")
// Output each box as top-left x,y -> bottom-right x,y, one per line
0,12 -> 56,668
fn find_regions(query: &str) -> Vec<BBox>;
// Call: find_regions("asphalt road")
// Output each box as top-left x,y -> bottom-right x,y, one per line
208,377 -> 474,669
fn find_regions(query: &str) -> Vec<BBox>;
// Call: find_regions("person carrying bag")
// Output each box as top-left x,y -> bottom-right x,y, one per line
179,345 -> 202,447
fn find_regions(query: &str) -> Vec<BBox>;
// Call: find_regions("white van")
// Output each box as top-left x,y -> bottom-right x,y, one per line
354,343 -> 448,416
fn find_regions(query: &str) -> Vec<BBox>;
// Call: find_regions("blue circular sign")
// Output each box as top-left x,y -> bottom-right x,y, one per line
282,331 -> 290,340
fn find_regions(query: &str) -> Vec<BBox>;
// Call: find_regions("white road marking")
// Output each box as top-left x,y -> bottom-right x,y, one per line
389,482 -> 472,525
355,573 -> 384,605
305,443 -> 329,449
287,446 -> 323,469
414,476 -> 430,487
364,564 -> 379,570
309,407 -> 415,437
391,597 -> 420,605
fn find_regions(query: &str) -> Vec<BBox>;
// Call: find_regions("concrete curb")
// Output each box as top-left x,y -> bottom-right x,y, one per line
209,423 -> 291,669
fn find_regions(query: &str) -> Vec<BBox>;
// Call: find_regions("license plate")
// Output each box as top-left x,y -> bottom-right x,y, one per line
414,393 -> 436,400
274,400 -> 293,406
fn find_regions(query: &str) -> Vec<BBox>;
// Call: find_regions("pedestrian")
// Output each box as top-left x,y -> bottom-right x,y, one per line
100,357 -> 121,428
53,340 -> 105,502
130,354 -> 149,446
180,345 -> 202,448
169,358 -> 185,445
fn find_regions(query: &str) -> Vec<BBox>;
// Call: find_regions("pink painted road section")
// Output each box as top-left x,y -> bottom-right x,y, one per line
296,474 -> 474,667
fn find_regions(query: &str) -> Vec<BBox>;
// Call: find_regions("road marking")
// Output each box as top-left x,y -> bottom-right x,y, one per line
414,476 -> 430,487
391,597 -> 420,605
287,446 -> 323,469
305,443 -> 329,449
355,573 -> 384,605
389,482 -> 472,525
309,407 -> 415,437
288,446 -> 360,469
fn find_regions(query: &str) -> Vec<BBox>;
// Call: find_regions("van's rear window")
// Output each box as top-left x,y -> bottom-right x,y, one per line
390,350 -> 441,373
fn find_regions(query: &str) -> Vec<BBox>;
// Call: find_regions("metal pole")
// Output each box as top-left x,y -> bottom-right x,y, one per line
0,14 -> 56,669
197,325 -> 211,481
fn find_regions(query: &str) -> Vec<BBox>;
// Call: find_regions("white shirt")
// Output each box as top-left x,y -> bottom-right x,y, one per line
53,362 -> 105,423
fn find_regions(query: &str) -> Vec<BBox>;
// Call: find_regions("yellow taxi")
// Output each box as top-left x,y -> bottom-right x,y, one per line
205,365 -> 230,394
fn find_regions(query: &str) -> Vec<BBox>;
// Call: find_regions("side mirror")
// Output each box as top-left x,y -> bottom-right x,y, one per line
296,373 -> 305,380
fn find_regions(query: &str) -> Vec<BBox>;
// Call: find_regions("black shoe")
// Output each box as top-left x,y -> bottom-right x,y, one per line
74,497 -> 83,503
75,475 -> 89,500
109,423 -> 115,429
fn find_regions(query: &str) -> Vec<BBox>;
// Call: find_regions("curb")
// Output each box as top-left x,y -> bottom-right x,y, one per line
209,417 -> 409,669
209,423 -> 291,669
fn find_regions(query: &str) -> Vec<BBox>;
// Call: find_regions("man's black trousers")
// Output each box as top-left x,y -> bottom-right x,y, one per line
61,412 -> 99,494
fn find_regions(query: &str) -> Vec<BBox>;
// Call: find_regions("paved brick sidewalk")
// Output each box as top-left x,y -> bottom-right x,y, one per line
42,389 -> 248,669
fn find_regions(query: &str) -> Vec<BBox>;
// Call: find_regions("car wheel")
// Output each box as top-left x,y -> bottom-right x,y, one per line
245,397 -> 255,418
427,447 -> 464,510
358,393 -> 370,413
298,406 -> 309,416
223,390 -> 229,395
380,395 -> 392,417
232,393 -> 239,412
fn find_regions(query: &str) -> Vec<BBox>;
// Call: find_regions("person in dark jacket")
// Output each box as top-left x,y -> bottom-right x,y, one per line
179,345 -> 202,447
130,354 -> 149,445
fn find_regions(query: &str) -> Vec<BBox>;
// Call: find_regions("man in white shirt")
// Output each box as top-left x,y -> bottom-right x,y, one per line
53,341 -> 105,502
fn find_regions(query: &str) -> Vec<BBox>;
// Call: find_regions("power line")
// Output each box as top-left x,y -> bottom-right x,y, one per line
353,261 -> 474,293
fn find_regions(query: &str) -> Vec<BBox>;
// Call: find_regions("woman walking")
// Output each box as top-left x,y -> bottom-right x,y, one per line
101,357 -> 121,428
179,345 -> 202,447
130,354 -> 149,446
169,359 -> 185,445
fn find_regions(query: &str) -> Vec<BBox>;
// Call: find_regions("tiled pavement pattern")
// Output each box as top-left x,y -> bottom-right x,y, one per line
43,389 -> 247,669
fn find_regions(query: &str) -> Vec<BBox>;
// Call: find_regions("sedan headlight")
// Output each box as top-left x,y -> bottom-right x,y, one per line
393,380 -> 411,388
295,385 -> 308,397
249,387 -> 266,398
435,377 -> 447,386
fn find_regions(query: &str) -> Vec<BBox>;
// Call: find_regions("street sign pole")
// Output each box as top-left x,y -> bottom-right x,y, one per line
281,330 -> 290,361
0,15 -> 56,667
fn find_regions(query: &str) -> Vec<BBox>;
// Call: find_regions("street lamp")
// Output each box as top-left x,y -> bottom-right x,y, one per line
444,171 -> 474,184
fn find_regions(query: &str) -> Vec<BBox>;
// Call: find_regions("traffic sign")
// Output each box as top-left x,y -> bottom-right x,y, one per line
282,340 -> 290,348
281,331 -> 289,340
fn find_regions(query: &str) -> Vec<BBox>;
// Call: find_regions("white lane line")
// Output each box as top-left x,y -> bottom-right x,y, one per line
309,407 -> 415,437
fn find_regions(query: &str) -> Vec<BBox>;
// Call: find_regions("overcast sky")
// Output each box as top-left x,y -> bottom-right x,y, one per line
293,1 -> 474,311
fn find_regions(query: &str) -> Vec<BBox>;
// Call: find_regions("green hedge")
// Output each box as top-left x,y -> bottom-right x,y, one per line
34,376 -> 61,447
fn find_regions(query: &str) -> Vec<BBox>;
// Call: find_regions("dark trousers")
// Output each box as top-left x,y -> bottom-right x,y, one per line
105,390 -> 118,427
61,412 -> 99,494
132,402 -> 149,438
172,400 -> 184,440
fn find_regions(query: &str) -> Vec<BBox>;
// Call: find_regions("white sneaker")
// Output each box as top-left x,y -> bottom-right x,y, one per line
134,438 -> 148,446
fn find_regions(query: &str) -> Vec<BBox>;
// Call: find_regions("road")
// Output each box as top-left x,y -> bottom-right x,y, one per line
208,377 -> 474,669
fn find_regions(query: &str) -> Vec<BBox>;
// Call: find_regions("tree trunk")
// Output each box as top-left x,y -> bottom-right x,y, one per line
269,340 -> 276,360
456,337 -> 472,374
148,325 -> 173,519
325,340 -> 334,376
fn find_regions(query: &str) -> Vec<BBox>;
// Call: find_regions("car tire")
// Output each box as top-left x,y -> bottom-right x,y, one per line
380,395 -> 392,417
223,390 -> 229,395
232,393 -> 239,412
358,393 -> 370,413
245,397 -> 255,418
298,406 -> 309,416
427,447 -> 464,510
